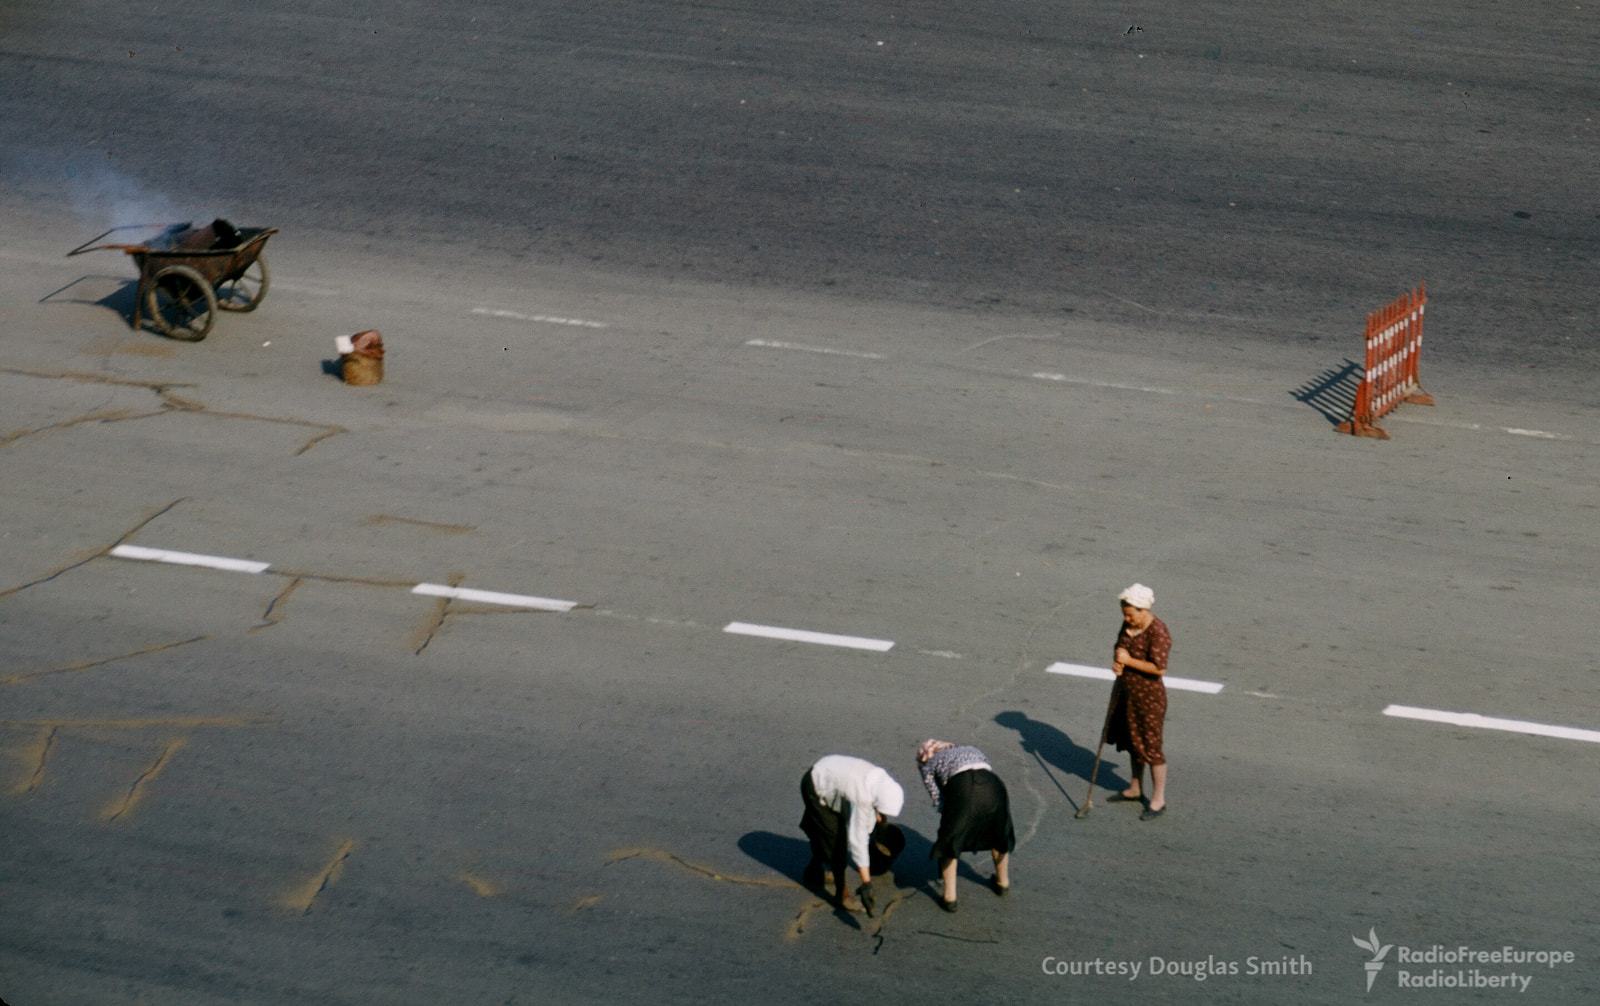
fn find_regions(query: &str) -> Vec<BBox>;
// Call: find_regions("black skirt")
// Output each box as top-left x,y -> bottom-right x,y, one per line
930,768 -> 1016,861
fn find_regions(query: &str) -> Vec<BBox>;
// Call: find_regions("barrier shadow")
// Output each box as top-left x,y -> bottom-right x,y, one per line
994,710 -> 1126,807
40,275 -> 140,327
1291,358 -> 1363,426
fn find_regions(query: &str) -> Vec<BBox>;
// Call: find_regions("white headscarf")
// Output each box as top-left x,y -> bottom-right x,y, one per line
1118,582 -> 1155,609
871,770 -> 905,817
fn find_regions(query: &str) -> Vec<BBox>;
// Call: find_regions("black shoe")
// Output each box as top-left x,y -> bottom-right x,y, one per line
990,876 -> 1010,897
1106,791 -> 1143,804
1140,806 -> 1166,821
938,896 -> 959,913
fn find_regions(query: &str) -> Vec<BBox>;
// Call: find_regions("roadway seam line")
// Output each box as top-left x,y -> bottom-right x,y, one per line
1046,661 -> 1225,694
744,339 -> 886,360
724,621 -> 894,652
110,545 -> 270,574
411,582 -> 576,612
1382,704 -> 1600,744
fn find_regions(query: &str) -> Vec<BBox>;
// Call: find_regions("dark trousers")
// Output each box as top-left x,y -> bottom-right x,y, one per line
799,770 -> 849,880
799,770 -> 904,878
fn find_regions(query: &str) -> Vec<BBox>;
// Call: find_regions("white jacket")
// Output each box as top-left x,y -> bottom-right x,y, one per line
810,755 -> 905,869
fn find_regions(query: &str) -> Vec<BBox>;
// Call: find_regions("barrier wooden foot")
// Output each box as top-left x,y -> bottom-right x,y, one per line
1335,420 -> 1390,439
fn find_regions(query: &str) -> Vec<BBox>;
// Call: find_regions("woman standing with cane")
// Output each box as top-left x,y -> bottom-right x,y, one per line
1105,583 -> 1173,820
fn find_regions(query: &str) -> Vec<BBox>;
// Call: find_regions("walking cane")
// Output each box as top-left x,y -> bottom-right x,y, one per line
1074,676 -> 1123,820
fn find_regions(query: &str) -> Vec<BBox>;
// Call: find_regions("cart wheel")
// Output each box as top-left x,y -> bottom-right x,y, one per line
145,265 -> 218,340
216,255 -> 270,312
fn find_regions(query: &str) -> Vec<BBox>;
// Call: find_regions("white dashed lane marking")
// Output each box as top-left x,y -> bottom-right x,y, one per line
1383,705 -> 1600,744
272,282 -> 341,297
1391,416 -> 1575,440
411,582 -> 576,612
744,339 -> 885,360
1031,373 -> 1179,396
723,621 -> 894,652
1046,661 -> 1225,694
1030,373 -> 1581,442
471,307 -> 608,328
110,545 -> 270,574
1502,428 -> 1570,440
101,543 -> 1596,747
108,545 -> 577,611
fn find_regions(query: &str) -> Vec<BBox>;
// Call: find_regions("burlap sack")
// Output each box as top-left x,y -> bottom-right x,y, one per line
341,355 -> 383,385
339,330 -> 385,385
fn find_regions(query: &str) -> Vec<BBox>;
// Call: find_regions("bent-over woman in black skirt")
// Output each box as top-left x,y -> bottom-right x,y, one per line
917,739 -> 1015,912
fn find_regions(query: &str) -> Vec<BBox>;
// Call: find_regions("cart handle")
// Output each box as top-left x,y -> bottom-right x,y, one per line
67,222 -> 191,257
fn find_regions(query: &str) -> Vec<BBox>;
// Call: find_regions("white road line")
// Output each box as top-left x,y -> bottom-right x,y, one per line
743,339 -> 885,360
1392,417 -> 1579,441
1383,704 -> 1600,744
1502,428 -> 1570,440
1031,372 -> 1178,396
1046,661 -> 1225,694
412,583 -> 576,612
1389,416 -> 1484,431
1029,376 -> 1581,441
723,621 -> 894,652
471,307 -> 608,328
109,545 -> 270,574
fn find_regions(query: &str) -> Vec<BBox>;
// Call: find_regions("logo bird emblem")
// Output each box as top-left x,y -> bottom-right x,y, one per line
1352,928 -> 1394,993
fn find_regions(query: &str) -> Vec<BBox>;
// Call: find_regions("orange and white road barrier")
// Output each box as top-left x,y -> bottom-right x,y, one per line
1337,283 -> 1433,439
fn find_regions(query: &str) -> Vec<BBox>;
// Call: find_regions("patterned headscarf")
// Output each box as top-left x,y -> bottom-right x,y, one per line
917,738 -> 955,764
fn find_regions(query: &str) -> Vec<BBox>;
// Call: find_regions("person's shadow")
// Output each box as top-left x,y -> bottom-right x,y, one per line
994,710 -> 1127,812
738,825 -> 963,921
736,829 -> 812,886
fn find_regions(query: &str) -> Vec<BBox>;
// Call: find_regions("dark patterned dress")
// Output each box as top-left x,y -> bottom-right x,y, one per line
1105,616 -> 1172,766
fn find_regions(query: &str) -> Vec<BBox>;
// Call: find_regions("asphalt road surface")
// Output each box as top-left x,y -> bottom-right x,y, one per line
2,1 -> 1597,1003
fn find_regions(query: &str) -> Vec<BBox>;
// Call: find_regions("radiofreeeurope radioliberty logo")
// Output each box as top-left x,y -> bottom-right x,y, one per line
1350,925 -> 1576,993
1353,928 -> 1393,993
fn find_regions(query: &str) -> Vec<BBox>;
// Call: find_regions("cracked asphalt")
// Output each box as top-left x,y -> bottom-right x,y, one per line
2,1 -> 1598,1003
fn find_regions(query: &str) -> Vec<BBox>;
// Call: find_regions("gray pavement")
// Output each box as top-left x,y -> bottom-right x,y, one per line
3,1 -> 1598,1003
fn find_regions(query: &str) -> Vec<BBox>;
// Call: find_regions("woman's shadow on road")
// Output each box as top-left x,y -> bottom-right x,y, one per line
737,825 -> 966,923
994,710 -> 1127,812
